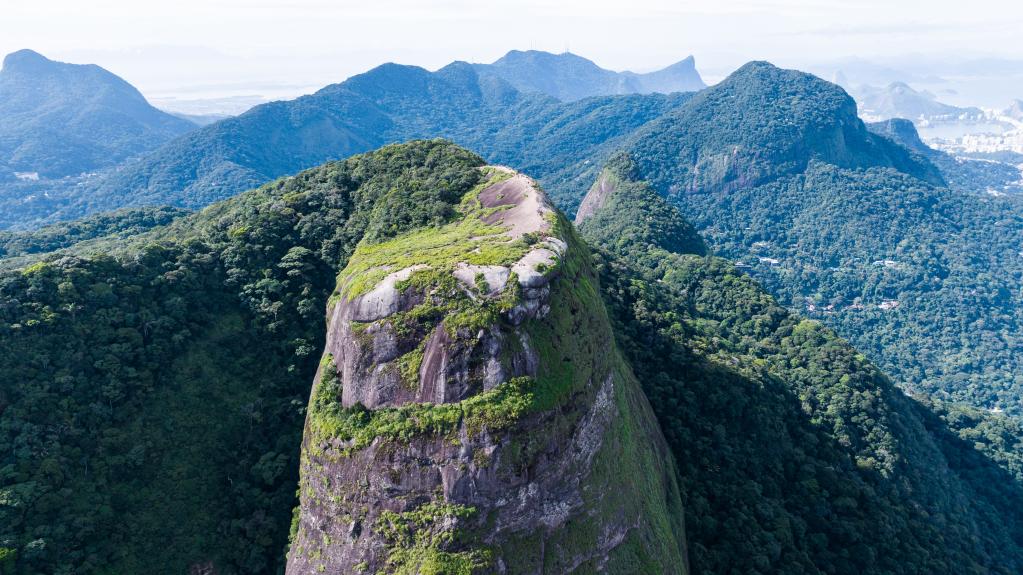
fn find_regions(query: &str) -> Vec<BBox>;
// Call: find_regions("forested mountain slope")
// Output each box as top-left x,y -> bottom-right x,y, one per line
624,61 -> 1023,414
578,154 -> 1023,573
1,141 -> 498,573
34,63 -> 688,227
3,140 -> 1023,574
0,49 -> 194,179
0,206 -> 189,261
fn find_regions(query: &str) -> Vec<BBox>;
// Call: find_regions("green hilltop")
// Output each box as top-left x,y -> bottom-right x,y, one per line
2,140 -> 1023,574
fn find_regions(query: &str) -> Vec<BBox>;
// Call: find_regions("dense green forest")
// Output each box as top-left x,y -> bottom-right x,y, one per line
0,49 -> 194,179
0,141 -> 489,573
0,57 -> 694,229
625,62 -> 1023,415
3,140 -> 1022,573
578,154 -> 1023,573
0,206 -> 189,262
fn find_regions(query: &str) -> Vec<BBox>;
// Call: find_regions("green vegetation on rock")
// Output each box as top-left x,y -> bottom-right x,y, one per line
335,168 -> 526,300
0,140 -> 486,574
309,370 -> 535,455
579,158 -> 1023,574
374,502 -> 491,575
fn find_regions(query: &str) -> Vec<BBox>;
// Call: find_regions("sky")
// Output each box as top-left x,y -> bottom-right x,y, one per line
2,0 -> 1022,108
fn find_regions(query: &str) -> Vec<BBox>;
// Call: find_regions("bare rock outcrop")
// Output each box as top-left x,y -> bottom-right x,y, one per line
286,167 -> 687,574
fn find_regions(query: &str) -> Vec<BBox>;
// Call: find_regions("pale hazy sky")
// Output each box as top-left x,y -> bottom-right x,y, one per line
2,0 -> 1022,104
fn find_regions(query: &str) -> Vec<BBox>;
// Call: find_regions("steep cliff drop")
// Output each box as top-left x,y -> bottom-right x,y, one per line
286,166 -> 687,574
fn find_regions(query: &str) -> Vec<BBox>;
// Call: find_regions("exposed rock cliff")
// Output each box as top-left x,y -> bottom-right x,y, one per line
286,166 -> 687,574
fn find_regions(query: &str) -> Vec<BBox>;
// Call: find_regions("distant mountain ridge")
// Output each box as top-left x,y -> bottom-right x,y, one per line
473,50 -> 705,101
0,49 -> 195,179
0,49 -> 704,228
854,81 -> 984,121
30,60 -> 690,225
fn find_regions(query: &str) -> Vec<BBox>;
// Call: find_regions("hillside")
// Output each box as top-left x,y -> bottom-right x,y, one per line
473,50 -> 706,101
4,140 -> 1023,573
627,62 -> 945,193
0,141 -> 686,574
624,61 -> 1023,414
17,62 -> 690,228
0,49 -> 194,178
578,154 -> 1023,573
867,118 -> 1023,194
854,81 -> 985,122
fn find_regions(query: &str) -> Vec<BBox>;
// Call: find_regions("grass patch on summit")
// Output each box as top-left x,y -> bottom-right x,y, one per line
335,168 -> 530,300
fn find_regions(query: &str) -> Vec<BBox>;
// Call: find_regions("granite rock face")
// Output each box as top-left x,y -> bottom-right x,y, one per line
286,167 -> 687,574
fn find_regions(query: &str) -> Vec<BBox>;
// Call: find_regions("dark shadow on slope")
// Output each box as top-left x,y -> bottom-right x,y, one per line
578,153 -> 1023,573
592,249 -> 1023,574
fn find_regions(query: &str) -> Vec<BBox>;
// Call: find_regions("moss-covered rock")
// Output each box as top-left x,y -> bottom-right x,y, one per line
287,166 -> 687,574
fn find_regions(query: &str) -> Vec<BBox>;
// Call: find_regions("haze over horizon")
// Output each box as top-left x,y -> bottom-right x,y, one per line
3,0 -> 1023,109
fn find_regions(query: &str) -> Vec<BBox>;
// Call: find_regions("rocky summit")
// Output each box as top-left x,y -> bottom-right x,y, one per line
286,165 -> 687,574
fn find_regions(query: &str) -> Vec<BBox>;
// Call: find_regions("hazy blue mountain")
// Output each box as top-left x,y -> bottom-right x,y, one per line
0,50 -> 704,229
854,81 -> 984,121
1006,99 -> 1023,121
25,62 -> 689,226
0,49 -> 195,179
473,49 -> 705,101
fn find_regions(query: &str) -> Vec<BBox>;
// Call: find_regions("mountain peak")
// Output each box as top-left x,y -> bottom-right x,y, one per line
867,117 -> 931,154
660,55 -> 697,70
717,60 -> 835,94
2,49 -> 56,73
626,59 -> 945,194
494,49 -> 596,66
726,60 -> 794,81
286,157 -> 686,573
0,49 -> 194,178
478,49 -> 704,101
